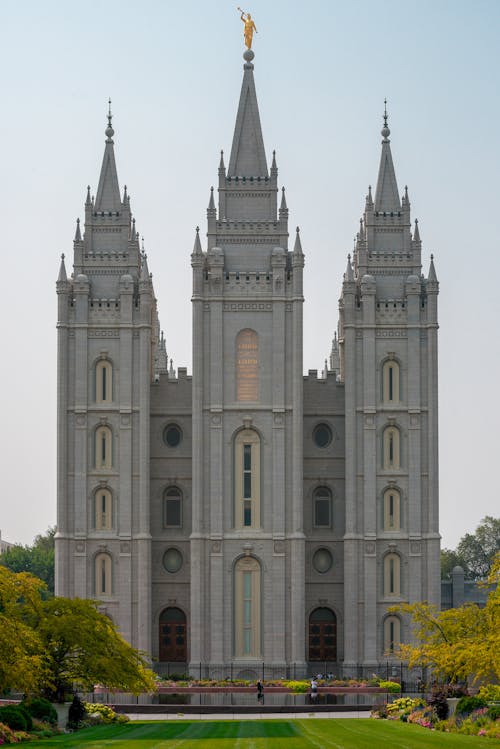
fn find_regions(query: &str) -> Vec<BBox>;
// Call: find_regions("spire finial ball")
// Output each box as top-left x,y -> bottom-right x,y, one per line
243,49 -> 255,62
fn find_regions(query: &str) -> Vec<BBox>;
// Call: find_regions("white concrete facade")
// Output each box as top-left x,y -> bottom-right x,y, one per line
56,52 -> 439,677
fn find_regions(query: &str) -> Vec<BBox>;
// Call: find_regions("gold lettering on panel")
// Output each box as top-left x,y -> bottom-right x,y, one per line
236,329 -> 259,401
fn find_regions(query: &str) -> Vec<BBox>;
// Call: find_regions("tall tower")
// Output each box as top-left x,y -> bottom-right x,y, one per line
339,107 -> 440,669
190,48 -> 306,674
55,109 -> 158,654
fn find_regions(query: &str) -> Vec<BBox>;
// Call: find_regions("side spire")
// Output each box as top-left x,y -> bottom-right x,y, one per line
74,218 -> 81,241
428,254 -> 438,282
57,253 -> 68,283
374,100 -> 401,212
192,226 -> 203,255
94,99 -> 122,213
228,50 -> 268,177
293,226 -> 303,256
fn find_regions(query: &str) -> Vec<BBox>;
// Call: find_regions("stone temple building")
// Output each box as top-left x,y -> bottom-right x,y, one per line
55,47 -> 440,677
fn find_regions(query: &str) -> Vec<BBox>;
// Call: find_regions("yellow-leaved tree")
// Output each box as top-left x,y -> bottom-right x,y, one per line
393,552 -> 499,683
0,566 -> 157,699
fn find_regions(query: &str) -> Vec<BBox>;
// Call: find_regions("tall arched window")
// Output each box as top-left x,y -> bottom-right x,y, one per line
234,556 -> 261,658
95,359 -> 113,403
382,360 -> 400,404
94,488 -> 112,530
313,487 -> 332,528
383,426 -> 400,470
383,488 -> 400,531
384,553 -> 401,597
234,429 -> 260,529
95,553 -> 112,596
236,329 -> 259,402
95,426 -> 113,470
384,615 -> 401,654
163,487 -> 182,528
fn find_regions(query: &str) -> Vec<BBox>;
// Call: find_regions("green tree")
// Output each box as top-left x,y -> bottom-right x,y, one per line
456,516 -> 500,580
440,548 -> 465,579
0,527 -> 55,594
30,597 -> 157,700
0,566 -> 157,699
394,552 -> 500,683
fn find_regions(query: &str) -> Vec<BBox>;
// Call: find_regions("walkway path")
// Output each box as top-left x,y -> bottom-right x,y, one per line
126,710 -> 371,721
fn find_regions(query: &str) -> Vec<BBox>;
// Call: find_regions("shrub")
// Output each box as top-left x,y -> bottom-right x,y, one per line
487,704 -> 500,721
428,687 -> 449,720
82,702 -> 128,724
282,680 -> 309,693
378,680 -> 401,693
478,684 -> 500,702
21,696 -> 58,725
0,721 -> 18,744
455,695 -> 487,716
67,695 -> 87,729
0,706 -> 28,731
17,706 -> 33,731
387,697 -> 424,716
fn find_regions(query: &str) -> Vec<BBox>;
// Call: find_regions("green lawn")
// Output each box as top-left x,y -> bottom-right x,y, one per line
21,719 -> 486,748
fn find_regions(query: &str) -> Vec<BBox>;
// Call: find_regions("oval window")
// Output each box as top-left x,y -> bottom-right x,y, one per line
313,423 -> 332,448
313,548 -> 333,574
163,548 -> 183,574
163,424 -> 182,448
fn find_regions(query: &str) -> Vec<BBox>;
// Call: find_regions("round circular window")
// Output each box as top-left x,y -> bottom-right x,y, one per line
163,548 -> 183,574
313,548 -> 333,574
313,423 -> 333,448
163,424 -> 182,448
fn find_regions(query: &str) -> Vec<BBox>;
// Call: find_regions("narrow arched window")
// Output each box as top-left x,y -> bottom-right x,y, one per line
96,360 -> 113,403
383,426 -> 400,470
95,553 -> 112,596
236,329 -> 259,402
234,429 -> 260,529
234,556 -> 261,658
384,615 -> 401,654
383,488 -> 400,531
313,487 -> 332,528
95,425 -> 113,470
384,553 -> 401,597
382,360 -> 400,404
94,488 -> 112,530
163,487 -> 182,528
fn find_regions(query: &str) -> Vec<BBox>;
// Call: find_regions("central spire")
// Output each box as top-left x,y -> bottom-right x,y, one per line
228,50 -> 268,178
374,101 -> 400,213
94,100 -> 122,213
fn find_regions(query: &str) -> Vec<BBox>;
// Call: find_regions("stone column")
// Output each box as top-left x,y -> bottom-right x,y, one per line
360,275 -> 377,664
73,274 -> 89,598
190,248 -> 205,667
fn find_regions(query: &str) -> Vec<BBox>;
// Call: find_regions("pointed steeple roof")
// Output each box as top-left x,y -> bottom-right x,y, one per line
428,254 -> 438,282
345,254 -> 354,282
95,100 -> 122,213
192,226 -> 203,255
74,218 -> 81,241
374,101 -> 401,212
280,187 -> 287,211
228,50 -> 268,177
57,253 -> 68,282
293,226 -> 303,256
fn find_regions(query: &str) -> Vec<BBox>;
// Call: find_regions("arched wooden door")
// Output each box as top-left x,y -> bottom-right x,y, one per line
159,607 -> 187,662
308,607 -> 337,662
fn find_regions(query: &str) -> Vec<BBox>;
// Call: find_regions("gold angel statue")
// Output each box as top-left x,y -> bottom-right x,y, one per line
237,7 -> 257,49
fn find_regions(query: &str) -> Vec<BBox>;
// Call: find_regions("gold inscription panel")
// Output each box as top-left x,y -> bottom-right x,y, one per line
236,329 -> 259,401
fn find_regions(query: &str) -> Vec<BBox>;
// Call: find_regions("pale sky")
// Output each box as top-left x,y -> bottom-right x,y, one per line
1,0 -> 499,549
